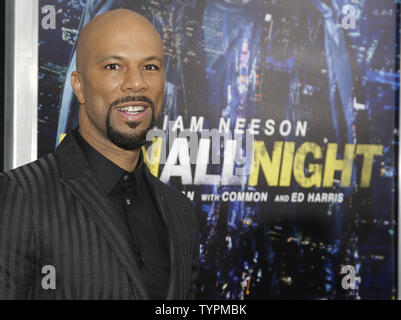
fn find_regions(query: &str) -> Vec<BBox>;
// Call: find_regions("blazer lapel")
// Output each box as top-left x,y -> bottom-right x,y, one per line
143,167 -> 182,300
56,132 -> 149,299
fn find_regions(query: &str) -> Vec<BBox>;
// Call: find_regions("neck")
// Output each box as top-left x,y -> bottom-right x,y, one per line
78,126 -> 141,173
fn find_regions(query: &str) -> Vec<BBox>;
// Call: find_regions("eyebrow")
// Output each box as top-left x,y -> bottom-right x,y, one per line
96,55 -> 164,64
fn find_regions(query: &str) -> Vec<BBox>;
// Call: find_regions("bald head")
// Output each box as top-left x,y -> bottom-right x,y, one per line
76,9 -> 163,72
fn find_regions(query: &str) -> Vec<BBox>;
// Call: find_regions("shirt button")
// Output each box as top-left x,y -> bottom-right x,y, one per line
123,175 -> 129,181
126,199 -> 131,205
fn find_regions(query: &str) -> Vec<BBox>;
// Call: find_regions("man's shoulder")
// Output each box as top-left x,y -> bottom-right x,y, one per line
1,153 -> 59,189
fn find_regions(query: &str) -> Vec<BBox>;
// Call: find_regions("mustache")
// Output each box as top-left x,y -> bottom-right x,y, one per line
109,95 -> 155,109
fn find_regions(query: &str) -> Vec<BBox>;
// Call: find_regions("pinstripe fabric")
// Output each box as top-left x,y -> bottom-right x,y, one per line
0,133 -> 199,300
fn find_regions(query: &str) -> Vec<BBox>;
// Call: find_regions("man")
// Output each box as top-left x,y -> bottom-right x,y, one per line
0,9 -> 199,300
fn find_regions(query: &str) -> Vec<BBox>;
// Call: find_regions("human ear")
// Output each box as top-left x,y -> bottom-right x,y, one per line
70,71 -> 85,105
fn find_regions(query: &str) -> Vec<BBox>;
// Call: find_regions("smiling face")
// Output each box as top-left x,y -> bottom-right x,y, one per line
71,9 -> 165,150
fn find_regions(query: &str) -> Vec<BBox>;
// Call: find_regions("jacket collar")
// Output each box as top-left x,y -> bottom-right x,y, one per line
55,130 -> 91,179
72,128 -> 145,195
143,167 -> 182,299
55,131 -> 149,299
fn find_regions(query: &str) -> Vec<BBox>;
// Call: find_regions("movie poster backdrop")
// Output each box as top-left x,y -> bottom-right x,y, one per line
38,0 -> 399,299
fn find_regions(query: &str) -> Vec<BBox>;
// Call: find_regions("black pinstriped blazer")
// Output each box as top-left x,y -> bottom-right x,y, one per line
0,132 -> 199,300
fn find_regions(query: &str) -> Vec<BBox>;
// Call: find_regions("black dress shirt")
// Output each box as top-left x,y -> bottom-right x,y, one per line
73,129 -> 170,299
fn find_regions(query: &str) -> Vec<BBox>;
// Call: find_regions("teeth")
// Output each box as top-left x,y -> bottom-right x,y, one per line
117,105 -> 145,112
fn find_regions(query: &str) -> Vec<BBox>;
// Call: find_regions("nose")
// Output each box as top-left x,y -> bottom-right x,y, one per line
120,68 -> 148,93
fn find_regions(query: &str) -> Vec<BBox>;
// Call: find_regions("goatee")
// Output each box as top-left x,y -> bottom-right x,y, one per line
106,96 -> 156,150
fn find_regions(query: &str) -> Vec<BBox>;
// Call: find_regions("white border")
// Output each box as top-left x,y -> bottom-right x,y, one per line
4,0 -> 38,171
1,0 -> 400,300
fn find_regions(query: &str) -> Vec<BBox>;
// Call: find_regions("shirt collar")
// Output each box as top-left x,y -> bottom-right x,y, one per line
72,128 -> 144,194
